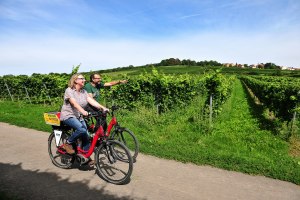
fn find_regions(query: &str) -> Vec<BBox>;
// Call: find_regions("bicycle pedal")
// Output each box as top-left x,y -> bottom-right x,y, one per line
77,154 -> 90,165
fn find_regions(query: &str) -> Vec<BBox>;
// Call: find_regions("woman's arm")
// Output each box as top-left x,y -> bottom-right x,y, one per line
69,97 -> 88,116
87,96 -> 109,111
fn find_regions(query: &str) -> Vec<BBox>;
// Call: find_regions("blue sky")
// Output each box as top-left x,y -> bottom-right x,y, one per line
0,0 -> 300,76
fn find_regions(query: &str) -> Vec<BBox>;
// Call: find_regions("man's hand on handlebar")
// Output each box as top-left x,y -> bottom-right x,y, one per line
101,107 -> 110,113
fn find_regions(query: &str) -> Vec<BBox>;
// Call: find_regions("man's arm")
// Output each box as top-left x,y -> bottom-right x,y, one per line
104,80 -> 128,87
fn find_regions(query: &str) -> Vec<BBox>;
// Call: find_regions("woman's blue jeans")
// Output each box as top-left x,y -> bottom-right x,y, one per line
63,117 -> 90,151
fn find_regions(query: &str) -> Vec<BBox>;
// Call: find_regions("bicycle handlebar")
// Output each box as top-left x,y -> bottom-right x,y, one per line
111,105 -> 119,112
83,105 -> 121,119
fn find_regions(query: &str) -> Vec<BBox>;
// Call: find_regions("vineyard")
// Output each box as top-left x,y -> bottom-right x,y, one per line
240,76 -> 300,120
0,73 -> 70,104
0,66 -> 299,184
0,69 -> 235,117
0,68 -> 299,130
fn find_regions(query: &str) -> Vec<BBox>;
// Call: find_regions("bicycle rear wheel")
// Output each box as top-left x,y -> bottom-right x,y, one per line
111,128 -> 139,162
48,131 -> 74,169
95,140 -> 133,185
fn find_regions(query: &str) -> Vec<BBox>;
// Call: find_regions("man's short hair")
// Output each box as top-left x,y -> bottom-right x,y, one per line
90,73 -> 100,82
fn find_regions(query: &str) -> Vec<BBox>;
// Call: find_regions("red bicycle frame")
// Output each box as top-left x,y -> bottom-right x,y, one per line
77,125 -> 105,158
57,111 -> 118,159
106,115 -> 117,136
57,125 -> 105,159
79,114 -> 117,158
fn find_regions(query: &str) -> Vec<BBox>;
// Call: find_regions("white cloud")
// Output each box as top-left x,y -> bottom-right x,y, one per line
1,28 -> 299,76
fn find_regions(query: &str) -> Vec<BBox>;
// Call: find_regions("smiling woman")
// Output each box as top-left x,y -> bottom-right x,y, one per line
59,73 -> 108,155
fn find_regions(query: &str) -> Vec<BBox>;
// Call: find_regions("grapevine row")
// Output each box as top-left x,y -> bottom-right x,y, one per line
240,75 -> 300,120
0,70 -> 235,114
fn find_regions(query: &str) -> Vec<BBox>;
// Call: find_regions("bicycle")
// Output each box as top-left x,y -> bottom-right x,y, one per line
86,105 -> 139,162
44,111 -> 133,185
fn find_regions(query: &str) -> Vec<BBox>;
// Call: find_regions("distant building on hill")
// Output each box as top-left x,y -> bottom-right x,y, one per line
249,64 -> 257,68
222,62 -> 299,70
223,63 -> 235,67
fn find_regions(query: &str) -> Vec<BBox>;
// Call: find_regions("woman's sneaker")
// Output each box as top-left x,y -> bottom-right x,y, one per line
87,158 -> 95,167
63,143 -> 75,154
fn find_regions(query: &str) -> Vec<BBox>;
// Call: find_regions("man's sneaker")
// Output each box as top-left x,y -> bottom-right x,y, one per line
64,143 -> 75,154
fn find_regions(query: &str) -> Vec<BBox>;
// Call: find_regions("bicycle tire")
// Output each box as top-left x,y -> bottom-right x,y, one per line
95,140 -> 133,185
48,131 -> 74,169
111,128 -> 139,162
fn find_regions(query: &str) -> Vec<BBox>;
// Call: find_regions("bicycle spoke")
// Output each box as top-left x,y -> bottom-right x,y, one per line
95,140 -> 133,184
48,132 -> 73,169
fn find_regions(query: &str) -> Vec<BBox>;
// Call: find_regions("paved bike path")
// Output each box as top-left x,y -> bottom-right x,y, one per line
0,122 -> 299,200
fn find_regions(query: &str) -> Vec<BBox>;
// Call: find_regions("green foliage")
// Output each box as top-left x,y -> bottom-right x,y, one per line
159,58 -> 182,66
157,58 -> 222,67
72,63 -> 81,75
101,68 -> 208,112
206,79 -> 300,184
264,62 -> 280,69
240,75 -> 300,121
0,73 -> 70,104
204,70 -> 235,114
100,69 -> 235,115
109,82 -> 300,185
0,67 -> 235,120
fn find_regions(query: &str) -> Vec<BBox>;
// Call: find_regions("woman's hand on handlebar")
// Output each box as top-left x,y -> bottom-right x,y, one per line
102,107 -> 109,113
82,110 -> 89,117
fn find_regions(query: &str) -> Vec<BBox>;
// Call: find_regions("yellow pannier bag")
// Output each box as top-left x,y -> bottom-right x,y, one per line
44,112 -> 61,126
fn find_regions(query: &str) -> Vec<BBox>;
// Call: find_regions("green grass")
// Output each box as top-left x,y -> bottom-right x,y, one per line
117,79 -> 300,184
0,79 -> 299,184
204,79 -> 299,182
0,101 -> 55,133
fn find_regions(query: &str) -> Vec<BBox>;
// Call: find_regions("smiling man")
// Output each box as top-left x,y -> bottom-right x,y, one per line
84,73 -> 127,102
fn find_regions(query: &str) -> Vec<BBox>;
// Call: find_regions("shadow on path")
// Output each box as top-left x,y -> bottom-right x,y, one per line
0,163 -> 143,200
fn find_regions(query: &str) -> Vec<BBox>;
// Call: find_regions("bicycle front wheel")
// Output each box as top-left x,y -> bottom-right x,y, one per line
111,128 -> 139,162
95,140 -> 133,185
48,131 -> 74,169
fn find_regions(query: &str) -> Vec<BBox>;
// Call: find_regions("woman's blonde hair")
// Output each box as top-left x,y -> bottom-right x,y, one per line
68,73 -> 83,88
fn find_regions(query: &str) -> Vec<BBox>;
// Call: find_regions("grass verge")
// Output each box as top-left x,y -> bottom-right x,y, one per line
115,79 -> 300,184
